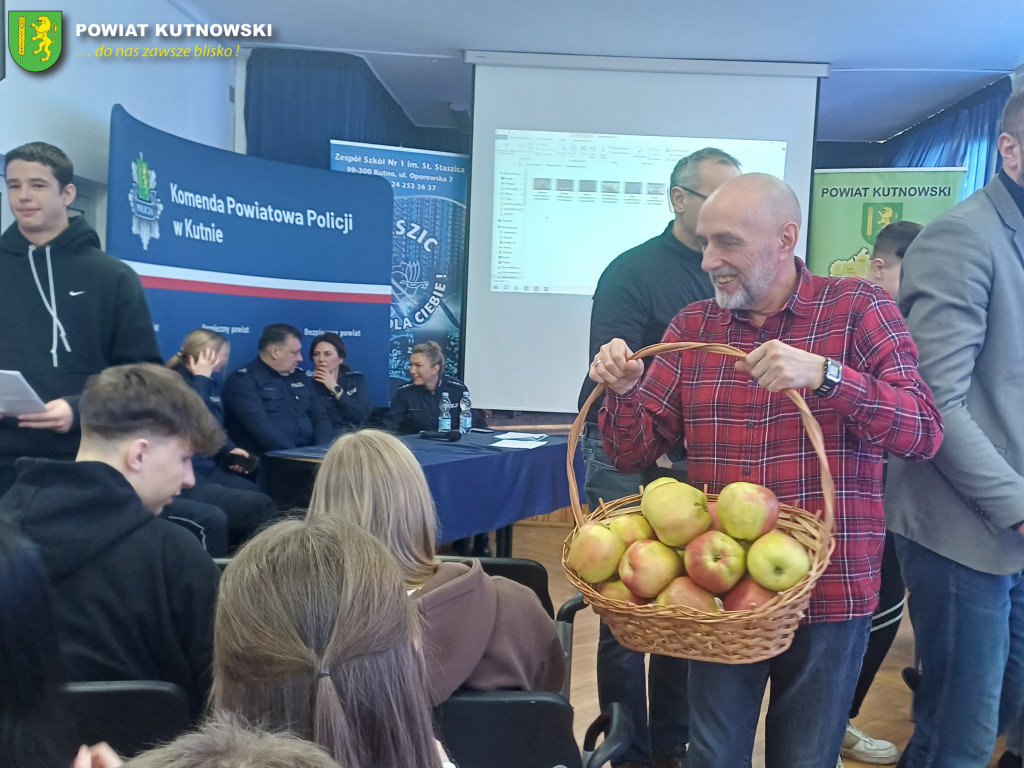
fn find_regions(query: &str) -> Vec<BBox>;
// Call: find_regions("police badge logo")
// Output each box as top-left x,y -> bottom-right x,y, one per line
129,153 -> 163,250
861,202 -> 903,245
8,10 -> 61,72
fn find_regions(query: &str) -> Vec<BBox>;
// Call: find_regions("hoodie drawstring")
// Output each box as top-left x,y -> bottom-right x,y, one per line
28,245 -> 72,367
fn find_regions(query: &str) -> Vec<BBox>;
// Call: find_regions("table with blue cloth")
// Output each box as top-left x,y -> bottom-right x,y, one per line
262,432 -> 586,556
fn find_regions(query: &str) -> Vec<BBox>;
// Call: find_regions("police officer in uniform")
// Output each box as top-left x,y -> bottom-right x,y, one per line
223,323 -> 334,455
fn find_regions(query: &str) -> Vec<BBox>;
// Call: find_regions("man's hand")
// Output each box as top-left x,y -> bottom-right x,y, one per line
17,398 -> 74,433
736,339 -> 827,392
187,347 -> 218,378
590,338 -> 644,395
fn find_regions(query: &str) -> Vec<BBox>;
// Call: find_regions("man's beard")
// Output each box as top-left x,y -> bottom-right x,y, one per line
710,253 -> 776,310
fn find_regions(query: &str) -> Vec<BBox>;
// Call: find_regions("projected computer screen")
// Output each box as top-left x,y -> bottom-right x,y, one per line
490,129 -> 787,296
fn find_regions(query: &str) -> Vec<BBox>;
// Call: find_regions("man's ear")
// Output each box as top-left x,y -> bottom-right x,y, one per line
870,257 -> 887,281
778,221 -> 799,253
670,186 -> 686,214
998,131 -> 1022,176
61,181 -> 77,208
124,437 -> 149,473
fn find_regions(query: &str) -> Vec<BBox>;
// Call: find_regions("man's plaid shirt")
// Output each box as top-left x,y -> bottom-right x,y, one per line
601,260 -> 942,622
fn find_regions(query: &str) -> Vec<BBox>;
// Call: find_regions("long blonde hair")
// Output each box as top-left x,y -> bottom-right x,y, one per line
210,515 -> 439,768
166,328 -> 228,371
308,429 -> 438,588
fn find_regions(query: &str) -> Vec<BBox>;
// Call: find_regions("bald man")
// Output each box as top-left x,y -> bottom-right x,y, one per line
591,174 -> 943,768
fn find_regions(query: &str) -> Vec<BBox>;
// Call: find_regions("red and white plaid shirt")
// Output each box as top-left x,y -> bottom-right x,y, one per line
601,260 -> 942,622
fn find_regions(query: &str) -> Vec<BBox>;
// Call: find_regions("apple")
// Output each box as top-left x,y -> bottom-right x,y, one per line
607,514 -> 656,548
716,481 -> 779,541
684,530 -> 747,593
618,539 -> 684,598
643,476 -> 678,494
654,576 -> 721,613
707,500 -> 724,532
746,530 -> 811,591
567,523 -> 627,583
640,482 -> 710,547
722,575 -> 779,612
596,578 -> 649,605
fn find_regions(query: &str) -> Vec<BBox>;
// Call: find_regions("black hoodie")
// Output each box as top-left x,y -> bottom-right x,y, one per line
0,217 -> 161,464
0,458 -> 220,719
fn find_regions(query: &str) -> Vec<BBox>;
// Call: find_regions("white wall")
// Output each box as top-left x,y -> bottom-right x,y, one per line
0,0 -> 236,239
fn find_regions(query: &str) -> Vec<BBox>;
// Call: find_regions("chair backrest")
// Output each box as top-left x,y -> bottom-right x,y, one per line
62,680 -> 191,758
438,555 -> 555,616
435,689 -> 581,768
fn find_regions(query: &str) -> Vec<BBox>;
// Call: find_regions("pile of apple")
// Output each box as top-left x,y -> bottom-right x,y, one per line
567,478 -> 812,613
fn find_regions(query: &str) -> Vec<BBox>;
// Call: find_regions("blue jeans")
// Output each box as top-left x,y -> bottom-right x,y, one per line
686,618 -> 870,768
895,534 -> 1024,768
583,427 -> 690,764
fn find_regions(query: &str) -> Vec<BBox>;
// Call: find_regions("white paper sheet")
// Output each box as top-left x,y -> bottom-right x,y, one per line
0,370 -> 46,415
492,439 -> 548,449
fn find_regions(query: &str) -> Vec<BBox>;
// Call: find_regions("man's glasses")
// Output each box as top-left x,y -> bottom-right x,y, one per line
678,186 -> 707,200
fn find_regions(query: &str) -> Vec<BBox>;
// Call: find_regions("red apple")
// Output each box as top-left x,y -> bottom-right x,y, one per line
683,530 -> 747,593
746,530 -> 811,591
607,514 -> 656,548
654,576 -> 721,613
722,575 -> 779,611
640,482 -> 710,547
567,523 -> 626,583
596,578 -> 649,605
707,500 -> 724,532
717,482 -> 779,541
618,540 -> 684,598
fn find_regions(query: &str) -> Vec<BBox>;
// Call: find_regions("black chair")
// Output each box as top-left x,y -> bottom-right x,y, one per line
436,691 -> 631,768
438,555 -> 588,698
62,680 -> 191,758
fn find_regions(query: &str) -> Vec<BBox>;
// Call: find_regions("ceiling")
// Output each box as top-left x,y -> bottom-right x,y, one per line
177,0 -> 1024,143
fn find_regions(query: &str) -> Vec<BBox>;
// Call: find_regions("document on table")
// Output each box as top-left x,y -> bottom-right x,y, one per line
492,439 -> 547,449
0,371 -> 46,415
493,431 -> 549,441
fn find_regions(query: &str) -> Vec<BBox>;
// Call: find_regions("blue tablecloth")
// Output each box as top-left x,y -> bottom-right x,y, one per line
266,433 -> 586,543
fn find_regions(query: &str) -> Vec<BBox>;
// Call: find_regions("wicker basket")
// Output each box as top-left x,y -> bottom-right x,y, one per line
563,341 -> 836,664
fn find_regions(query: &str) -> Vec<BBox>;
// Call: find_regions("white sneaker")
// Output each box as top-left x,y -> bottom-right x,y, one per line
841,722 -> 899,764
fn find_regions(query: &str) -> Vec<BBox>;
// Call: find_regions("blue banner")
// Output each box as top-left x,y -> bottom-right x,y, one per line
107,105 -> 394,405
329,140 -> 468,396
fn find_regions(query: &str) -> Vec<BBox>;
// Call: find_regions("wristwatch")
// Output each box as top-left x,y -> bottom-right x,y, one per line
333,384 -> 343,395
813,358 -> 842,397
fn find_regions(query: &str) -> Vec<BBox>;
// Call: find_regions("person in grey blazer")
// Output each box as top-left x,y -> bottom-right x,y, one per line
885,87 -> 1024,768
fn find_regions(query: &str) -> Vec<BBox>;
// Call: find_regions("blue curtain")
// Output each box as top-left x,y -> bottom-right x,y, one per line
887,77 -> 1012,198
244,48 -> 469,169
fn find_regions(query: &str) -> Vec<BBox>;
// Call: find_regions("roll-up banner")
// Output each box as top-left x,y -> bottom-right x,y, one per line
808,167 -> 965,277
329,140 -> 468,396
107,105 -> 394,406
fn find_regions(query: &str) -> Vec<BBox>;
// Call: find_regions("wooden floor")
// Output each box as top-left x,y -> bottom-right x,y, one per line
510,521 -> 1009,768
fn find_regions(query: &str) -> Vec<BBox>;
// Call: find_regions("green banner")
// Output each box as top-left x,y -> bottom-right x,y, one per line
808,168 -> 965,277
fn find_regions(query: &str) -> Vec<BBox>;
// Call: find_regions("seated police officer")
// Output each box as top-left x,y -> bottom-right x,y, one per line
223,324 -> 333,455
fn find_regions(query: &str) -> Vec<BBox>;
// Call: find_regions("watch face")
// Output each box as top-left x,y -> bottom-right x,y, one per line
826,359 -> 842,382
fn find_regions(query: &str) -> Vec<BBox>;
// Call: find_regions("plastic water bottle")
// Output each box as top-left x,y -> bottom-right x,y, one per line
459,391 -> 473,434
438,391 -> 453,432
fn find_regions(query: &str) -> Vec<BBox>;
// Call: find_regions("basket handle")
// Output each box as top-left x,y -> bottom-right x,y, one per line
567,341 -> 835,533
